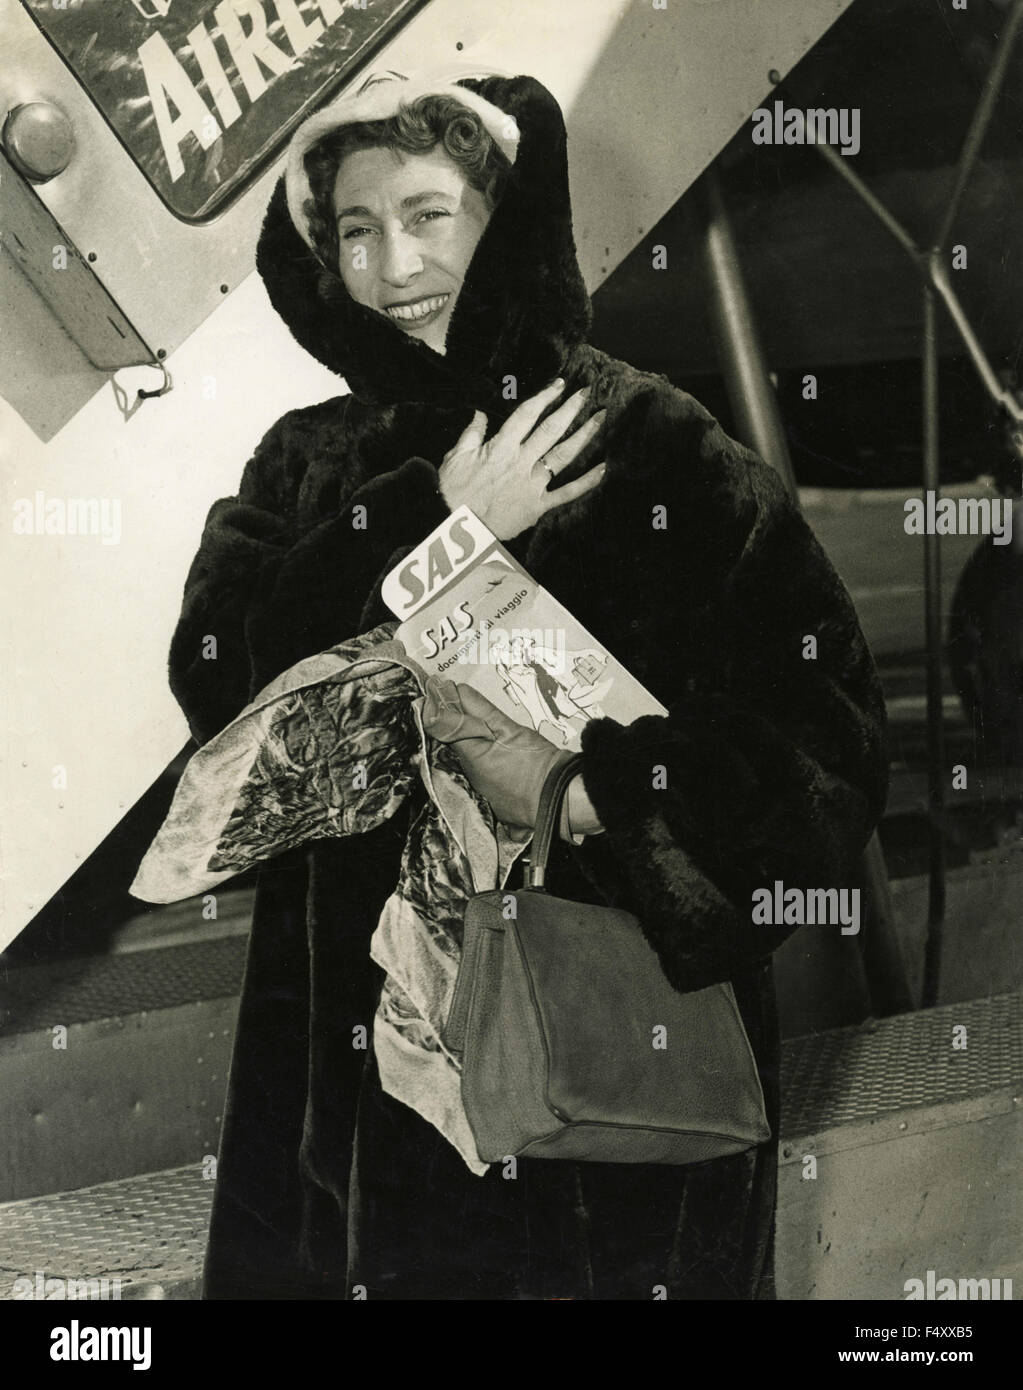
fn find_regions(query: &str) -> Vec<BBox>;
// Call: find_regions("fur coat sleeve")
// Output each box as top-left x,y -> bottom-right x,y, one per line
570,386 -> 890,995
168,402 -> 451,745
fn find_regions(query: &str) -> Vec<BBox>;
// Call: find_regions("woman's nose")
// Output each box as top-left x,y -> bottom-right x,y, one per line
380,228 -> 424,286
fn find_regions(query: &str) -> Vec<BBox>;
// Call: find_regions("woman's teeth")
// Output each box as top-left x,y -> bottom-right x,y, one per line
384,295 -> 448,322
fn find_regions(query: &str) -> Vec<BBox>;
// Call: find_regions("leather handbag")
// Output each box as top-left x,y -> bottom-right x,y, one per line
442,753 -> 771,1165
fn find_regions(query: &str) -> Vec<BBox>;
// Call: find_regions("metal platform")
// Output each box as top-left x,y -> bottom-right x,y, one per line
776,992 -> 1022,1300
1,992 -> 1019,1299
780,990 -> 1023,1150
0,934 -> 247,1035
0,1166 -> 210,1301
0,936 -> 247,1203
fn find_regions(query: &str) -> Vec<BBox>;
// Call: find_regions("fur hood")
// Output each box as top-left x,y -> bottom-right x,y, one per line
283,70 -> 522,246
256,73 -> 592,411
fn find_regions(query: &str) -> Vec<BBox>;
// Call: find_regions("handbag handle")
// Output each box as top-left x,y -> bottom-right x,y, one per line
524,752 -> 585,891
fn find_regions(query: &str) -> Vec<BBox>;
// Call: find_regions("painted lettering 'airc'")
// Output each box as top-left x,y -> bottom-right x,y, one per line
139,0 -> 347,182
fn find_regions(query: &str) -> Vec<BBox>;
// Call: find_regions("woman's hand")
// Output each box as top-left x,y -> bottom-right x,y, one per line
438,380 -> 607,541
421,677 -> 573,829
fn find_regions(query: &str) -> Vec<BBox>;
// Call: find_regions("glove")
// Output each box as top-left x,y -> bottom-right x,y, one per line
420,676 -> 575,830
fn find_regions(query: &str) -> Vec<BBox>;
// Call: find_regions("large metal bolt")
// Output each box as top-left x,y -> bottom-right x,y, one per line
2,102 -> 76,182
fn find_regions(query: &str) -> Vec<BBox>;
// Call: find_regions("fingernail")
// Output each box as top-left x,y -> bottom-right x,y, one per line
549,377 -> 565,391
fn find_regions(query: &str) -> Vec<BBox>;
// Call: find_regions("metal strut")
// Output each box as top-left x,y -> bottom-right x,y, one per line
700,168 -> 914,1020
777,0 -> 1023,1005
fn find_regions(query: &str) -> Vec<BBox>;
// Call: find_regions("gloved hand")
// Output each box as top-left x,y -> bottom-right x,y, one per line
420,676 -> 574,829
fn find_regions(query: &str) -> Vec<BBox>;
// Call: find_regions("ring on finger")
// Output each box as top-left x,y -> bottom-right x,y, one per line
542,461 -> 556,485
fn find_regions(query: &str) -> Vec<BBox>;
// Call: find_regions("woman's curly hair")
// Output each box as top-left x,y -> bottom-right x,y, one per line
302,93 -> 513,274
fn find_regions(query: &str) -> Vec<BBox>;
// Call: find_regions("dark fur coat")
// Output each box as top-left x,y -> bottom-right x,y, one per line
168,75 -> 888,1300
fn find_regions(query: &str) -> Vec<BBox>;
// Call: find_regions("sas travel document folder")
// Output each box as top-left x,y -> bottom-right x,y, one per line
382,506 -> 667,752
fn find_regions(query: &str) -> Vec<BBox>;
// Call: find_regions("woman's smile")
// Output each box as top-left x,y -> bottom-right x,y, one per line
383,292 -> 451,325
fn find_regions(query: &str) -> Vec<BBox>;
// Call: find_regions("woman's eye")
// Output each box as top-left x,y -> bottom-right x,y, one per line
415,209 -> 450,226
341,226 -> 376,240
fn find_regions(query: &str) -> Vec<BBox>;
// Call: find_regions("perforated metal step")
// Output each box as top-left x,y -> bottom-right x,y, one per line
0,1166 -> 210,1301
779,990 -> 1022,1160
2,993 -> 1019,1299
0,935 -> 247,1036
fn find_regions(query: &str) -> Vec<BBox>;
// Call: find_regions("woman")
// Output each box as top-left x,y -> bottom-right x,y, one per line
169,71 -> 888,1300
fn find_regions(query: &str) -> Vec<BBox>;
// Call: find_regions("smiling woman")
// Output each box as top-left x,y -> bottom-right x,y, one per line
173,69 -> 888,1302
299,94 -> 513,352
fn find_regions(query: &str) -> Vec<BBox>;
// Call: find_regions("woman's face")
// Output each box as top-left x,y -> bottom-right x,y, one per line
332,143 -> 492,354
